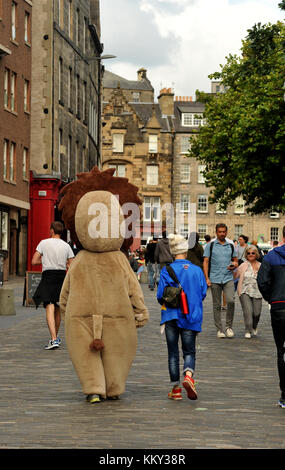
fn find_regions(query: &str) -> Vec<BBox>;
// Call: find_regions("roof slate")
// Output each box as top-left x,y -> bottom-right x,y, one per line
103,70 -> 154,92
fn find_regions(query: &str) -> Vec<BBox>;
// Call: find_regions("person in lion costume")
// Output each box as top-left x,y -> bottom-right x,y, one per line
59,167 -> 149,404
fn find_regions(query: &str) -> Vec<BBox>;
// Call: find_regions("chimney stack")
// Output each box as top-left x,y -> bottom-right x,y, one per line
158,87 -> 174,116
137,67 -> 147,81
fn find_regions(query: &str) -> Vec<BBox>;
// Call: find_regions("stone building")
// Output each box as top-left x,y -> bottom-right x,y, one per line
0,0 -> 32,279
102,69 -> 174,246
31,0 -> 102,180
27,0 -> 103,269
173,95 -> 285,245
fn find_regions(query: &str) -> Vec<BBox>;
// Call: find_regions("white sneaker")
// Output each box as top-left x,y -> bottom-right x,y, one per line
226,328 -> 234,338
245,332 -> 251,339
217,331 -> 226,338
252,329 -> 258,336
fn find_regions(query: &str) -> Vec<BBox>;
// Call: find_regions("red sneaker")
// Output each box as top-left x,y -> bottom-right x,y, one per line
182,375 -> 198,400
168,387 -> 182,400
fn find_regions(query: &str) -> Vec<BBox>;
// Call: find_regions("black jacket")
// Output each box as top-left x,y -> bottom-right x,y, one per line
257,245 -> 285,310
145,242 -> 157,264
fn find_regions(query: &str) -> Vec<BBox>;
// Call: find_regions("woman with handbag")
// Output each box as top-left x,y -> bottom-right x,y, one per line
157,234 -> 207,401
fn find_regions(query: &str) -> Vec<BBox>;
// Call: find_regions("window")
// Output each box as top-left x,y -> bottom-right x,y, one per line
83,17 -> 88,54
181,136 -> 190,154
182,113 -> 206,127
180,194 -> 190,213
4,69 -> 17,111
144,197 -> 160,222
146,165 -> 158,185
59,58 -> 63,103
197,195 -> 208,213
0,210 -> 9,250
112,134 -> 124,153
58,129 -> 63,172
132,92 -> 140,102
75,141 -> 79,176
10,72 -> 16,111
108,164 -> 126,178
24,80 -> 30,112
234,196 -> 245,214
198,224 -> 207,240
4,69 -> 9,108
68,68 -> 72,109
180,224 -> 189,239
149,135 -> 158,153
82,82 -> 87,121
82,146 -> 86,172
3,140 -> 8,179
180,164 -> 190,183
75,9 -> 80,46
9,142 -> 16,182
89,102 -> 98,142
216,203 -> 227,214
75,74 -> 80,116
198,164 -> 206,183
58,0 -> 64,29
271,227 -> 279,242
23,148 -> 28,179
11,2 -> 17,41
3,140 -> 16,182
68,0 -> 73,38
235,225 -> 243,239
24,11 -> 31,44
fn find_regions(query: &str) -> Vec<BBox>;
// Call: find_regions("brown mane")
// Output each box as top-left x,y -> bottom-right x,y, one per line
58,166 -> 142,253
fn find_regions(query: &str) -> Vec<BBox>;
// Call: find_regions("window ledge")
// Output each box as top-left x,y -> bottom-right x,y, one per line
10,39 -> 19,47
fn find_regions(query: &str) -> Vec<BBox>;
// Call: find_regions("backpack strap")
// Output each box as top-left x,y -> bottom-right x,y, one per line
208,241 -> 234,275
165,266 -> 182,289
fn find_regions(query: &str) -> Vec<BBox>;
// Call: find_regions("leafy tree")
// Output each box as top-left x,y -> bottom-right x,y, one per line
189,21 -> 285,214
279,1 -> 285,11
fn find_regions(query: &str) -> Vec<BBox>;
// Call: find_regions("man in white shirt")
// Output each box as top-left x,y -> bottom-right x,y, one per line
32,221 -> 74,349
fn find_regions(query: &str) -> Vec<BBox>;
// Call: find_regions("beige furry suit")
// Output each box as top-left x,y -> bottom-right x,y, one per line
59,191 -> 149,399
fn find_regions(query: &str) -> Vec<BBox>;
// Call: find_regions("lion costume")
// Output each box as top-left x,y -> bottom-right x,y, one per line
59,167 -> 149,403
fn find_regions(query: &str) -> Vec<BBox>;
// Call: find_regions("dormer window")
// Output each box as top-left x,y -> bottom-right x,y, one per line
149,135 -> 158,153
182,113 -> 206,127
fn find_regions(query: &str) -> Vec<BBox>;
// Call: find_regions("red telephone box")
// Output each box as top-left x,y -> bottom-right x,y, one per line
27,171 -> 63,271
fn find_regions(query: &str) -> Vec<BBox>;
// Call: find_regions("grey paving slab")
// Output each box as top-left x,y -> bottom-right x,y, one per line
0,276 -> 284,449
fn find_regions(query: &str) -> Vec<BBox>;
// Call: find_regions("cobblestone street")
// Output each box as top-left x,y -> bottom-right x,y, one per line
0,276 -> 284,451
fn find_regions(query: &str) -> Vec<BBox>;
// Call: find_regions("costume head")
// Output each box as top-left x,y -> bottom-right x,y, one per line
58,166 -> 142,254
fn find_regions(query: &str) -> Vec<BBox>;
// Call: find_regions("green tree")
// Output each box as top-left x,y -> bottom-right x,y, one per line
189,21 -> 285,214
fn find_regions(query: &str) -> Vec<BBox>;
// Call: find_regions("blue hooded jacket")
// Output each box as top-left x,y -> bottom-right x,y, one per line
257,244 -> 285,309
157,259 -> 207,331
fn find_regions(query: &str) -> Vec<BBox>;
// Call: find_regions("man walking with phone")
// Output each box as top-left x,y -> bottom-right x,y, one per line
203,223 -> 238,338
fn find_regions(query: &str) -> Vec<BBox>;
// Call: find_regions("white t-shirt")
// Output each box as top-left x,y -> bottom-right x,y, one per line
36,238 -> 74,272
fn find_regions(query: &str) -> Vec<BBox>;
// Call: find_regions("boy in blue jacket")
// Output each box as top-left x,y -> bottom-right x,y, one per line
157,233 -> 207,401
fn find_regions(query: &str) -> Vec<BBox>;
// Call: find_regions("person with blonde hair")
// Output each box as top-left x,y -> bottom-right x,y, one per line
234,245 -> 262,338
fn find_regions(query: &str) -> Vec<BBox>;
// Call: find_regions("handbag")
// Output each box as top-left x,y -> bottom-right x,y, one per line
162,266 -> 189,314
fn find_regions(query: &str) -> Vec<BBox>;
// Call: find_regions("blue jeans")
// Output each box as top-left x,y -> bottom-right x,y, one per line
165,320 -> 198,386
271,309 -> 285,399
147,262 -> 156,289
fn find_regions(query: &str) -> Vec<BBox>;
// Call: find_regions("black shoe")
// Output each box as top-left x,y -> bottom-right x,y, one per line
86,394 -> 101,404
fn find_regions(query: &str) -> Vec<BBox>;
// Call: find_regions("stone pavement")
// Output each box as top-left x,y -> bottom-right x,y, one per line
0,276 -> 284,450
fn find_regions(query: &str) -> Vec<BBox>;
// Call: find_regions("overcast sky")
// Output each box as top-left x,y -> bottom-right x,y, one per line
100,0 -> 284,101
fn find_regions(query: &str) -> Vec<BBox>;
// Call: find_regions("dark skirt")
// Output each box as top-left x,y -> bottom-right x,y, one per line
33,270 -> 66,308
